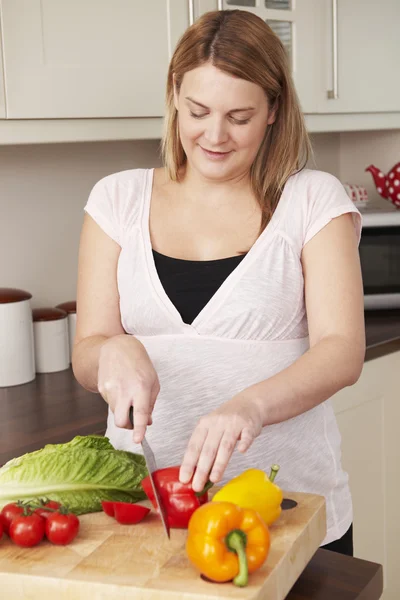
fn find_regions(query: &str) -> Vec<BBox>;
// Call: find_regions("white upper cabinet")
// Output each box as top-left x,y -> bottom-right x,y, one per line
0,0 -> 189,118
215,0 -> 318,114
316,0 -> 400,113
0,26 -> 5,118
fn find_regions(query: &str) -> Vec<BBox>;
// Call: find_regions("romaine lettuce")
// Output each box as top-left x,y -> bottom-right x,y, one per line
0,435 -> 147,514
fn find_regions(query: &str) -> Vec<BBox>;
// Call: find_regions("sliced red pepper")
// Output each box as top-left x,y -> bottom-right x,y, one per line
141,466 -> 211,529
101,501 -> 116,517
113,503 -> 150,525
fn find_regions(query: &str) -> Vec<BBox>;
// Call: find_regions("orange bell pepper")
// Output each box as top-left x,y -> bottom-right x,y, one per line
186,501 -> 270,587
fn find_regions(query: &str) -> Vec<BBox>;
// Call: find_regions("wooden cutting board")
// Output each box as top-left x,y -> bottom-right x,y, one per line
0,491 -> 326,600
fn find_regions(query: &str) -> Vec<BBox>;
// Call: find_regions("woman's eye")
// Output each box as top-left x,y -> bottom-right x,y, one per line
231,117 -> 251,125
189,111 -> 207,119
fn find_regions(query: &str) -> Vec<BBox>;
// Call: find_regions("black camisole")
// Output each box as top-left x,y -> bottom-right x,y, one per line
152,249 -> 247,325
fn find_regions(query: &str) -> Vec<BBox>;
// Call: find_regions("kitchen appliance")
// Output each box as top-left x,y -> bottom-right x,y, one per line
0,490 -> 326,600
358,202 -> 400,309
32,307 -> 70,373
129,406 -> 170,538
0,288 -> 35,387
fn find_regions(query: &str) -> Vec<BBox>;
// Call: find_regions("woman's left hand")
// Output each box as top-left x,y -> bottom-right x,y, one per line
179,393 -> 264,492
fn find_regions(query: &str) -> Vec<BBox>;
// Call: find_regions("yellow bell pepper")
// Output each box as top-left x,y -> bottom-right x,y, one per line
212,465 -> 283,526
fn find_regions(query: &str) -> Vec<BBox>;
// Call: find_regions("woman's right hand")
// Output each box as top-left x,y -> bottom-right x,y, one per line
97,335 -> 160,443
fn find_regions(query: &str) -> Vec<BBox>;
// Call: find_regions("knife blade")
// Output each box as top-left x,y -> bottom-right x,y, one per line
129,407 -> 170,539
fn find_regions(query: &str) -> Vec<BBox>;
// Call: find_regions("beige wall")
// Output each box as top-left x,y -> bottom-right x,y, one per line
0,129 -> 399,308
0,140 -> 162,307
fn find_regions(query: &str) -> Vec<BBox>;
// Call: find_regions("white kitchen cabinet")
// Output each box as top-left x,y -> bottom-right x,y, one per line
0,0 -> 189,118
0,27 -> 5,118
212,0 -> 318,114
332,349 -> 400,600
316,0 -> 400,113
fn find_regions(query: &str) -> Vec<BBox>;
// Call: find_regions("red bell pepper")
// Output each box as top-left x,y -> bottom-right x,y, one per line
101,501 -> 150,524
141,466 -> 212,529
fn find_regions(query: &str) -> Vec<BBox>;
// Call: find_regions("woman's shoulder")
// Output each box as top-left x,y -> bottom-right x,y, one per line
288,168 -> 345,192
84,168 -> 156,244
92,167 -> 155,194
278,168 -> 361,248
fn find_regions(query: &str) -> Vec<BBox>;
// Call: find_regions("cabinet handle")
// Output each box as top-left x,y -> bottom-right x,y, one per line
188,0 -> 195,25
327,0 -> 339,99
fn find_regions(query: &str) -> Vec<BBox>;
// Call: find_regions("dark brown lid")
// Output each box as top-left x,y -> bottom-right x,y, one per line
32,307 -> 68,322
55,300 -> 76,314
0,288 -> 32,304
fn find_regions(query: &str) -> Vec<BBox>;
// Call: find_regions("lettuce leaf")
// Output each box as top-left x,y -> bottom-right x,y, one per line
0,435 -> 147,514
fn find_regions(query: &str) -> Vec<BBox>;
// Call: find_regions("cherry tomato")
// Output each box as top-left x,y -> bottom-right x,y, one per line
0,516 -> 3,540
9,513 -> 45,547
45,511 -> 80,545
34,500 -> 61,519
1,502 -> 26,534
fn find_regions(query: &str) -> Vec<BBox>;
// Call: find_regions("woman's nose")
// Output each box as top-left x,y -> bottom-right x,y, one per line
203,117 -> 229,146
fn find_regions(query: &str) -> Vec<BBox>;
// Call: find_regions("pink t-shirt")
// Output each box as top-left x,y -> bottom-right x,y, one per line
85,167 -> 361,545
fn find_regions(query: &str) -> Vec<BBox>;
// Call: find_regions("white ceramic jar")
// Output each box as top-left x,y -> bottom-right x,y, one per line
0,288 -> 36,387
32,307 -> 69,373
55,301 -> 76,362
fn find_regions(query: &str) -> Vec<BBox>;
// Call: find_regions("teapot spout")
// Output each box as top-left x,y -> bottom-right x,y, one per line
365,164 -> 389,199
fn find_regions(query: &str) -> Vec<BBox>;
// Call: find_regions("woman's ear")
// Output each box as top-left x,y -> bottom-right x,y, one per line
267,101 -> 278,125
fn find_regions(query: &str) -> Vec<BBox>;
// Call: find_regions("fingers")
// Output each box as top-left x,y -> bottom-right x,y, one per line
179,425 -> 208,486
180,419 -> 258,492
132,382 -> 155,443
99,377 -> 160,441
209,430 -> 237,483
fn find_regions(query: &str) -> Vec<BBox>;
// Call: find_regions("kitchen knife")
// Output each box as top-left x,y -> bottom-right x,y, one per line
129,406 -> 170,539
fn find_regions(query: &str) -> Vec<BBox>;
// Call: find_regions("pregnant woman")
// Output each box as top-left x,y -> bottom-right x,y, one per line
72,10 -> 365,556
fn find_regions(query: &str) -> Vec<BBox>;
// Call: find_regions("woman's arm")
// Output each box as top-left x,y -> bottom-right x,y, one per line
72,214 -> 126,392
249,211 -> 365,425
180,212 -> 365,491
72,214 -> 159,439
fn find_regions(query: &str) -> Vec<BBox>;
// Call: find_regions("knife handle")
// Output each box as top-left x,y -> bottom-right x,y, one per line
128,406 -> 134,428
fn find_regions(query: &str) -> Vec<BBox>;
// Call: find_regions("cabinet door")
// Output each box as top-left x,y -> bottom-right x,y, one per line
211,0 -> 318,113
0,24 -> 5,117
317,0 -> 400,113
0,0 -> 188,118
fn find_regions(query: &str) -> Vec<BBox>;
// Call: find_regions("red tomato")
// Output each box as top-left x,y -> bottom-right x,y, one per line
101,501 -> 115,517
1,502 -> 26,534
45,511 -> 80,545
113,503 -> 150,525
9,513 -> 45,547
0,516 -> 3,540
34,500 -> 61,519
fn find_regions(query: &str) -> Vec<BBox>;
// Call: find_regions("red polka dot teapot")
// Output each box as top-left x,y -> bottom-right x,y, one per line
366,162 -> 400,208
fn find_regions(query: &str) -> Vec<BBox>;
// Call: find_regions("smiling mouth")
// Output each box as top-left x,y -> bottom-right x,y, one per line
200,147 -> 231,155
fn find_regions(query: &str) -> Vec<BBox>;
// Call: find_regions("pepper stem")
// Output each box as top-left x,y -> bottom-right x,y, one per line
225,529 -> 248,587
194,480 -> 214,497
269,464 -> 280,483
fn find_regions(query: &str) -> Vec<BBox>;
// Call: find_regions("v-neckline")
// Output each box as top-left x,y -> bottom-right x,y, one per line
141,168 -> 291,333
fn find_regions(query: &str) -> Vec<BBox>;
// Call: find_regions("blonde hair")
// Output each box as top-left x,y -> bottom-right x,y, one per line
162,9 -> 312,231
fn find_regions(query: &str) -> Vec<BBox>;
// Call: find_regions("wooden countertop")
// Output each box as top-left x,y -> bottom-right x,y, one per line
364,309 -> 400,360
0,365 -> 384,599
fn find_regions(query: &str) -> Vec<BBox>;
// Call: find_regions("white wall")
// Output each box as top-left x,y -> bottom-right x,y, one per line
0,129 -> 399,308
0,140 -> 162,307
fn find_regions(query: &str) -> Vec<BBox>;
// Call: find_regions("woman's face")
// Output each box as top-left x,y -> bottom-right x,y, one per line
174,63 -> 276,182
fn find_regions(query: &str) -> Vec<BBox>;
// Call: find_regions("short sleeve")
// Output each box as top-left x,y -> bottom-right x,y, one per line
302,171 -> 362,247
84,176 -> 121,245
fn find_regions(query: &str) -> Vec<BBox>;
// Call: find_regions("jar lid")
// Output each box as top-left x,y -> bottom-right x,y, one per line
32,307 -> 68,322
55,300 -> 76,314
0,288 -> 32,304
